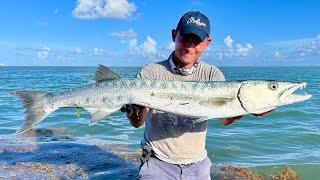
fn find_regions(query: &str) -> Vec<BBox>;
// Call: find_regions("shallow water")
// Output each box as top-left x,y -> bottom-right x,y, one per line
0,66 -> 319,179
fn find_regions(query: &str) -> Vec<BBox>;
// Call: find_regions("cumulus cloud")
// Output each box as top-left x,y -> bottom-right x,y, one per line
275,51 -> 285,60
216,52 -> 223,60
109,29 -> 137,40
224,35 -> 233,49
236,43 -> 253,56
164,42 -> 175,51
216,35 -> 254,60
93,48 -> 104,56
128,36 -> 159,59
293,34 -> 320,58
72,0 -> 137,20
265,33 -> 320,60
128,39 -> 139,55
37,46 -> 51,60
140,36 -> 157,56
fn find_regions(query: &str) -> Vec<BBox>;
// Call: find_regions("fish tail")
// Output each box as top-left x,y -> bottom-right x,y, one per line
10,91 -> 56,134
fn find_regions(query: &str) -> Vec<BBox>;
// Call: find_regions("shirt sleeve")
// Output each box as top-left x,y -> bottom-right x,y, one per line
136,64 -> 157,79
209,66 -> 225,81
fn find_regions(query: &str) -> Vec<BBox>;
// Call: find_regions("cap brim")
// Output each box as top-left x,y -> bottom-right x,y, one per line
179,26 -> 208,41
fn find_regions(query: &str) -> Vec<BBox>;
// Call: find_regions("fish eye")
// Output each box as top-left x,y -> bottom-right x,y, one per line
268,82 -> 279,90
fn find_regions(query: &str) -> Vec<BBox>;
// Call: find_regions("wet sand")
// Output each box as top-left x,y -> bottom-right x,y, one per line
0,129 -> 299,179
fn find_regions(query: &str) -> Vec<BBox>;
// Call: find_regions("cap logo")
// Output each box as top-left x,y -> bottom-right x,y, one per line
187,17 -> 206,27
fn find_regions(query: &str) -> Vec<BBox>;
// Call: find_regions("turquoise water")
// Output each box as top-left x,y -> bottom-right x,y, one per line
0,66 -> 319,179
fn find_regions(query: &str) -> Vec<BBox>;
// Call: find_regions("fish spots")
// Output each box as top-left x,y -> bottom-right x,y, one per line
85,98 -> 89,104
151,92 -> 155,97
70,102 -> 80,107
179,102 -> 189,105
37,109 -> 46,114
102,97 -> 108,102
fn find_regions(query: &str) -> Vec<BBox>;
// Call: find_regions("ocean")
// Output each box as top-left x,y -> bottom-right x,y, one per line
0,66 -> 319,179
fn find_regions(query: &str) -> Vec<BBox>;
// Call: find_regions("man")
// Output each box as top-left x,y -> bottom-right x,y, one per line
122,11 -> 241,179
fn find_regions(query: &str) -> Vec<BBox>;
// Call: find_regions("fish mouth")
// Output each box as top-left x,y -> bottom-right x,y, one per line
279,82 -> 312,106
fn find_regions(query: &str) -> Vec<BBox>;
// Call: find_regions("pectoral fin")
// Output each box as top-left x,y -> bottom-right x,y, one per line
84,107 -> 118,125
199,97 -> 235,107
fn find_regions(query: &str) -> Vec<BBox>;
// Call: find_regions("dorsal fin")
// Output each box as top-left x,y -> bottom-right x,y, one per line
93,64 -> 120,83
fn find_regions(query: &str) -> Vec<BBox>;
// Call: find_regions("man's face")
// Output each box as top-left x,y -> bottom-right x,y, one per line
173,30 -> 211,67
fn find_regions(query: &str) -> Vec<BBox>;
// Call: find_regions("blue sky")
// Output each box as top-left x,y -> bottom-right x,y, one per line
0,0 -> 319,66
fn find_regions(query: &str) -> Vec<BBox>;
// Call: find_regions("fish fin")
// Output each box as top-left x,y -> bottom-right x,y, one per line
199,97 -> 235,107
93,64 -> 120,83
84,107 -> 118,125
10,91 -> 56,134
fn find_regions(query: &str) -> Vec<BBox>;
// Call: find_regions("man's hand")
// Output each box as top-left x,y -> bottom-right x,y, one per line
121,104 -> 148,128
220,116 -> 243,126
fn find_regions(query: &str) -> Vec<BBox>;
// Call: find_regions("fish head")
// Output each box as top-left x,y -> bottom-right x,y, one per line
238,81 -> 312,115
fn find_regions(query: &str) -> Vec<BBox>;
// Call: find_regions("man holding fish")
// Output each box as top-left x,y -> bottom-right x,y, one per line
123,11 -> 239,180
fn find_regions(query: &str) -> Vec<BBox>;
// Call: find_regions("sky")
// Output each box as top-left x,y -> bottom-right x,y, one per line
0,0 -> 319,66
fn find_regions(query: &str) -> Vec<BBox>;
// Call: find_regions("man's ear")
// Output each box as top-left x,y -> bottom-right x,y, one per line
205,37 -> 212,46
172,29 -> 177,42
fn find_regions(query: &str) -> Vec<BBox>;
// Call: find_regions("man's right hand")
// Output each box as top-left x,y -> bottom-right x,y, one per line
120,104 -> 148,128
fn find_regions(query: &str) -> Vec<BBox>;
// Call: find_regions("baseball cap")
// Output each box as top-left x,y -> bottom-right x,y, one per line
176,11 -> 211,42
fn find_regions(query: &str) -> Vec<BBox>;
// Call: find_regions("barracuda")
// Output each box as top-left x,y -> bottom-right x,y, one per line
12,65 -> 312,133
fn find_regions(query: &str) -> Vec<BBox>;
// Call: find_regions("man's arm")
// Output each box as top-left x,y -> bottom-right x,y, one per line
121,104 -> 149,128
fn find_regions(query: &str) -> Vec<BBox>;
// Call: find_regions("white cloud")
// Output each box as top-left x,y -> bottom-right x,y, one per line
128,39 -> 139,55
216,52 -> 223,60
93,48 -> 104,56
110,29 -> 137,40
293,34 -> 320,58
72,0 -> 137,20
217,35 -> 254,59
140,36 -> 157,56
128,36 -> 159,59
264,33 -> 320,60
164,42 -> 175,51
224,35 -> 233,49
37,46 -> 51,60
236,43 -> 253,56
275,51 -> 285,59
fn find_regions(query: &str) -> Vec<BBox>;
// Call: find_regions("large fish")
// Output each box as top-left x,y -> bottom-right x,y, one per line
12,65 -> 312,133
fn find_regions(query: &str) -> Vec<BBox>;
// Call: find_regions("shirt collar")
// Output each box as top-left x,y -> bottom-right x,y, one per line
169,52 -> 199,76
